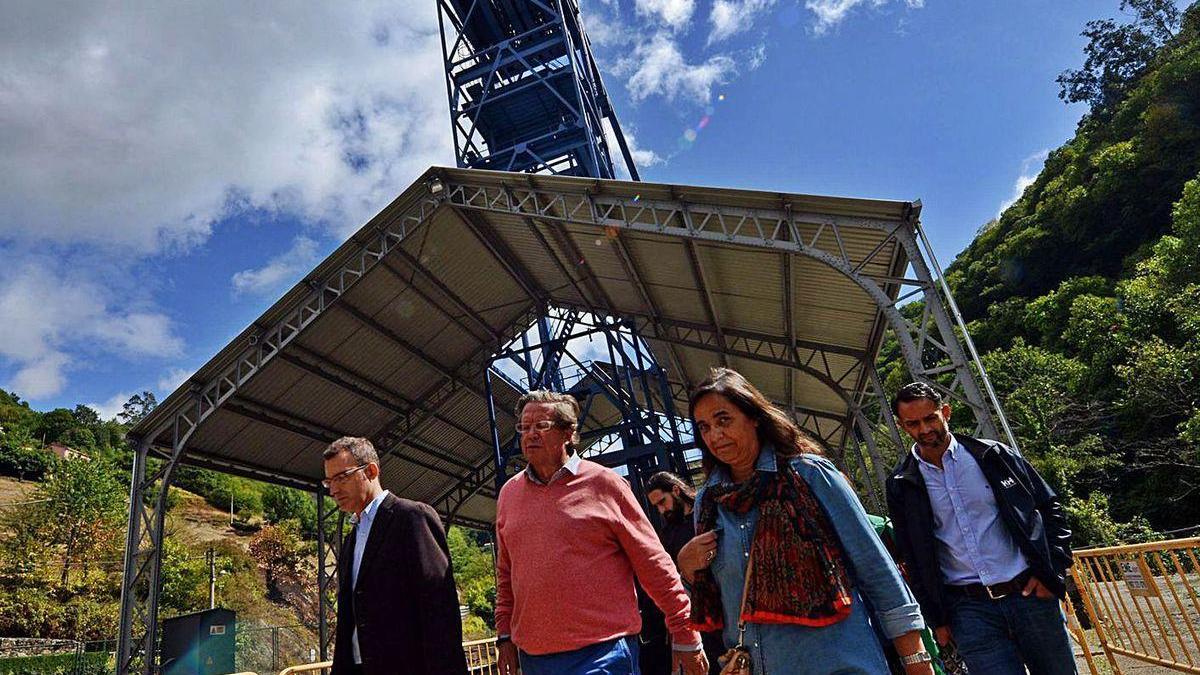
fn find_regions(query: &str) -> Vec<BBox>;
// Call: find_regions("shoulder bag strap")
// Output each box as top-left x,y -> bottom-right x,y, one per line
735,546 -> 755,647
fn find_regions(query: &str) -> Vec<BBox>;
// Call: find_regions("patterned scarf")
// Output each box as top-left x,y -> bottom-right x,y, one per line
689,457 -> 854,631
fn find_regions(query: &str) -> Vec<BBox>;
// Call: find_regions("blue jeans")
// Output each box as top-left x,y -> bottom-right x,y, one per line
948,592 -> 1077,675
519,636 -> 641,675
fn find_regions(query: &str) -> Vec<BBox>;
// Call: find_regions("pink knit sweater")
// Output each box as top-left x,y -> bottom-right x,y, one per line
494,459 -> 701,655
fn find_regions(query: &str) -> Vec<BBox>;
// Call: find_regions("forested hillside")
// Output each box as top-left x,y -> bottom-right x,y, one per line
0,390 -> 497,652
900,0 -> 1200,542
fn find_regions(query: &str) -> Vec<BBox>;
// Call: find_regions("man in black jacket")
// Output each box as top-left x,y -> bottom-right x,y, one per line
324,437 -> 468,675
885,383 -> 1076,675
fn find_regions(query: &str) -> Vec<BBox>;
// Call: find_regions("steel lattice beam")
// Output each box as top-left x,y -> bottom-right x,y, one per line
441,175 -> 1015,446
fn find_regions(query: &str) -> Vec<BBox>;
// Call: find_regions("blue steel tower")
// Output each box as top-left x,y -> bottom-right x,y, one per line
436,0 -> 694,498
437,0 -> 641,179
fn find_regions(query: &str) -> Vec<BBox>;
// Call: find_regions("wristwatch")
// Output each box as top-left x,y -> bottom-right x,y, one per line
900,651 -> 932,666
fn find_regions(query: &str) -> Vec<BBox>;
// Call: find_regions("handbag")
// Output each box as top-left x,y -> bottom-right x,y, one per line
717,547 -> 755,675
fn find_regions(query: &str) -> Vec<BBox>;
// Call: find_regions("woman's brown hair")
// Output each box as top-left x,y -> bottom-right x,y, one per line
688,367 -> 823,477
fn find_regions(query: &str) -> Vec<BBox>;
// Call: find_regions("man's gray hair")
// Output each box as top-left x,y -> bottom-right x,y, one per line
323,436 -> 380,465
516,390 -> 581,449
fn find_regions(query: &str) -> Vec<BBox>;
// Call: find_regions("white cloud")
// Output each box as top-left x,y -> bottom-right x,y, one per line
619,33 -> 736,103
747,42 -> 768,70
804,0 -> 921,34
0,2 -> 453,255
634,0 -> 696,30
600,118 -> 663,179
12,354 -> 71,401
231,236 -> 324,296
629,141 -> 665,170
157,367 -> 194,395
87,391 -> 134,422
0,258 -> 183,399
0,3 -> 455,399
583,9 -> 638,48
709,0 -> 777,44
998,149 -> 1050,217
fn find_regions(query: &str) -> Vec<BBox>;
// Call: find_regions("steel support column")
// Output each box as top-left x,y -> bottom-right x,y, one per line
316,492 -> 343,663
116,411 -> 196,674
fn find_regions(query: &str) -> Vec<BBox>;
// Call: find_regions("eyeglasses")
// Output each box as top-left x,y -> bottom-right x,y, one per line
515,420 -> 568,435
321,464 -> 368,489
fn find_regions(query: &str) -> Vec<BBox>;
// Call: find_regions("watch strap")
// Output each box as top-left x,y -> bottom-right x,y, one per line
900,651 -> 932,665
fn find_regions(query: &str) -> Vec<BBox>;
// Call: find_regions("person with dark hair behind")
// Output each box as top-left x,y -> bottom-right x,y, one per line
638,472 -> 723,674
885,382 -> 1076,675
677,367 -> 934,674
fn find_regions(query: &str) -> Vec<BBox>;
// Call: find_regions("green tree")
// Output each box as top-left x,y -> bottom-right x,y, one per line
262,485 -> 317,534
158,537 -> 209,613
34,458 -> 126,588
71,404 -> 101,428
0,389 -> 37,435
1057,0 -> 1182,113
118,391 -> 158,425
36,408 -> 77,445
447,526 -> 496,630
57,427 -> 98,453
0,429 -> 54,480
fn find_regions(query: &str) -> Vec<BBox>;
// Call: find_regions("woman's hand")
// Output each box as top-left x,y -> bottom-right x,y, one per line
677,531 -> 718,583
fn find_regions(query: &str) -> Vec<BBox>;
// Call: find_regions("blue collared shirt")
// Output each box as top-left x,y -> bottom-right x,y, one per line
351,489 -> 390,664
913,435 -> 1029,586
697,447 -> 924,673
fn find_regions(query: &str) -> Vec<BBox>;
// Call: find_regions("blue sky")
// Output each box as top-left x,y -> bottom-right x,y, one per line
0,0 -> 1114,416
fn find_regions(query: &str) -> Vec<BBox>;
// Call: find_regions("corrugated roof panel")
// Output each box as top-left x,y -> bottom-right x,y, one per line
641,285 -> 712,327
344,273 -> 461,362
313,325 -> 427,399
480,211 -> 585,301
231,358 -> 305,404
412,210 -> 529,329
266,366 -> 395,439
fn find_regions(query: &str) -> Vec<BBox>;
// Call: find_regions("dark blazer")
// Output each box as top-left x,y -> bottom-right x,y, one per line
332,493 -> 468,675
885,435 -> 1073,627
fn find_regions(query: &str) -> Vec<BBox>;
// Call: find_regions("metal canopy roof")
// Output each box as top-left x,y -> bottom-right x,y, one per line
131,167 -> 913,528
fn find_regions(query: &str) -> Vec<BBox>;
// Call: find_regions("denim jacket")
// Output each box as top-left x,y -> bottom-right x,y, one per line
695,448 -> 924,674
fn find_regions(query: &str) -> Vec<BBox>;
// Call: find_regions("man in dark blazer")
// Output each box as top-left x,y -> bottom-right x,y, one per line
324,436 -> 468,675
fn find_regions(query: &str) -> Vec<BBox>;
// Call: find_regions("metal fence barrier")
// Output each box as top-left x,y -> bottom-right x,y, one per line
1072,536 -> 1200,674
463,637 -> 499,674
270,637 -> 498,675
277,661 -> 331,674
237,624 -> 318,674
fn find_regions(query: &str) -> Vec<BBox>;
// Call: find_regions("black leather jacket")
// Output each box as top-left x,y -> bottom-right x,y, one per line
885,435 -> 1073,627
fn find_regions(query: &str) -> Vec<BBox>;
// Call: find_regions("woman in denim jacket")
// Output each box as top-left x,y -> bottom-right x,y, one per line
678,368 -> 934,674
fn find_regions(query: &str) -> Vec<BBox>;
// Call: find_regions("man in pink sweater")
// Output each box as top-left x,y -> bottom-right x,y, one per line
494,390 -> 709,675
